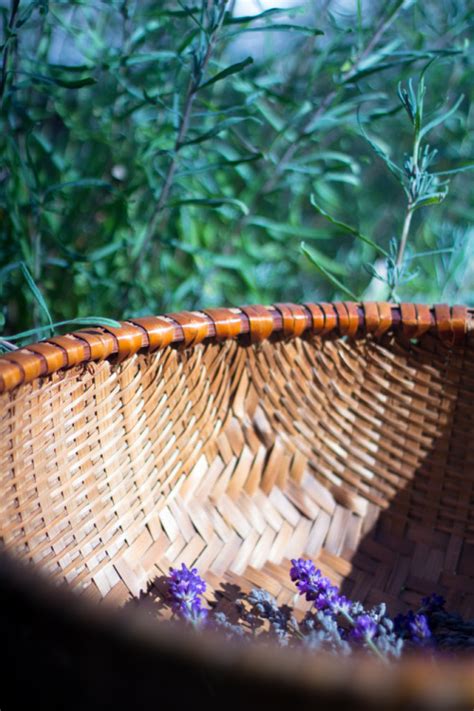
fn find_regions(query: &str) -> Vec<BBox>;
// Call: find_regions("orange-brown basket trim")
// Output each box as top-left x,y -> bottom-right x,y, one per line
47,335 -> 88,367
165,311 -> 212,347
374,301 -> 393,337
240,305 -> 275,342
128,316 -> 175,351
202,308 -> 243,341
273,303 -> 308,338
0,302 -> 472,393
334,301 -> 359,338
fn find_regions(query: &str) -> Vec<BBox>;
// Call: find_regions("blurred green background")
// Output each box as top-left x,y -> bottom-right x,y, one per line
0,0 -> 473,343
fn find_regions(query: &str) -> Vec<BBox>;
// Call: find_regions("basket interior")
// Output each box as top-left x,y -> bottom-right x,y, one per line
1,330 -> 473,617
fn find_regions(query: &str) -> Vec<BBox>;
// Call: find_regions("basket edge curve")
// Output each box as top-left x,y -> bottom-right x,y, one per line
0,301 -> 472,393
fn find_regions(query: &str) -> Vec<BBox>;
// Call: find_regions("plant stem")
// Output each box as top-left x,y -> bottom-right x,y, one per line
0,0 -> 20,105
395,103 -> 420,270
0,339 -> 18,351
343,0 -> 409,84
139,1 -> 227,257
396,206 -> 413,268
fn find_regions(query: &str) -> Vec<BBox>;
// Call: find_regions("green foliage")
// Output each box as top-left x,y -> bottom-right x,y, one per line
307,67 -> 473,301
0,0 -> 473,345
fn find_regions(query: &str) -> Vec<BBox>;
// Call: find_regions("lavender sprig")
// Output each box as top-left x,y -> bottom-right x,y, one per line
300,610 -> 351,655
394,611 -> 432,647
248,588 -> 298,646
290,558 -> 340,613
168,563 -> 209,625
162,561 -> 469,659
290,558 -> 400,662
213,611 -> 246,640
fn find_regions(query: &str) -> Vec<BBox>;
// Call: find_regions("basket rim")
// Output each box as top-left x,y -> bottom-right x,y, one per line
0,301 -> 472,394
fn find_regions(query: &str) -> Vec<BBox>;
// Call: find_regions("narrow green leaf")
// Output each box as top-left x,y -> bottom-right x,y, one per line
367,103 -> 403,120
344,56 -> 419,83
290,150 -> 358,168
415,75 -> 426,131
419,94 -> 464,140
342,46 -> 462,85
248,216 -> 332,240
124,51 -> 177,66
412,193 -> 447,210
155,7 -> 201,18
2,318 -> 122,342
356,0 -> 363,48
176,152 -> 263,176
19,262 -> 54,334
179,117 -> 256,147
253,98 -> 285,131
398,78 -> 416,123
212,153 -> 264,166
40,74 -> 96,89
301,243 -> 359,300
199,57 -> 254,91
434,163 -> 474,177
47,63 -> 93,73
310,196 -> 388,257
168,197 -> 249,215
177,28 -> 198,54
44,179 -> 112,198
405,248 -> 454,261
0,261 -> 24,278
225,7 -> 304,25
88,241 -> 125,260
224,24 -> 324,38
67,317 -> 122,328
175,0 -> 205,30
324,172 -> 360,186
298,246 -> 347,275
358,118 -> 404,184
130,19 -> 161,47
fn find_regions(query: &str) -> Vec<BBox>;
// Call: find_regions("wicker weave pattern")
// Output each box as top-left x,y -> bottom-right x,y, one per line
0,302 -> 473,620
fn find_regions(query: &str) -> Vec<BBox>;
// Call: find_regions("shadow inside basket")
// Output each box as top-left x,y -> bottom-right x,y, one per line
115,329 -> 474,653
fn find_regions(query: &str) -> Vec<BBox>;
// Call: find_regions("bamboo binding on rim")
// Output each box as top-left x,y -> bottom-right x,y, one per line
0,301 -> 473,703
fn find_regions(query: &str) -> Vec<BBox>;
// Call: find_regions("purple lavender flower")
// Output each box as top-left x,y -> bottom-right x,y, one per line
168,563 -> 208,624
290,558 -> 321,599
394,610 -> 432,646
289,559 -> 405,660
290,558 -> 343,614
406,612 -> 432,645
314,585 -> 340,612
351,614 -> 378,643
421,593 -> 446,614
334,595 -> 352,615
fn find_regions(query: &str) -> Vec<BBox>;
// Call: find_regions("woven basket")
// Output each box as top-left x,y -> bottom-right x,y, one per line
0,301 -> 473,709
